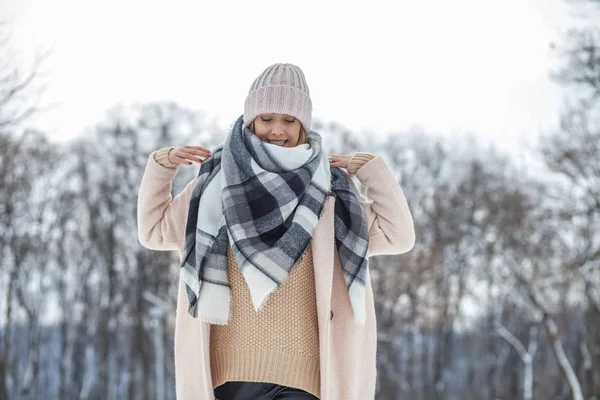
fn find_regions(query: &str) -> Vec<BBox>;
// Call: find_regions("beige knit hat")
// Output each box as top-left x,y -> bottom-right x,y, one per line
243,63 -> 312,132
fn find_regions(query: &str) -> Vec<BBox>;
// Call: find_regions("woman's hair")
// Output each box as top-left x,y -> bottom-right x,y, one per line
296,126 -> 307,146
249,121 -> 307,146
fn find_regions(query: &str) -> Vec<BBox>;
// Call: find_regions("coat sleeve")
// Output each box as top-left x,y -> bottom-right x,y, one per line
137,153 -> 196,251
353,156 -> 416,256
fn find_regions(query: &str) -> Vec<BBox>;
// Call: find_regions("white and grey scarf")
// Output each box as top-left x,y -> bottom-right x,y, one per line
180,115 -> 369,325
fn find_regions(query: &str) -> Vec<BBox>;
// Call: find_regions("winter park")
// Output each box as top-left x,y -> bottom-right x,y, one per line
1,0 -> 600,399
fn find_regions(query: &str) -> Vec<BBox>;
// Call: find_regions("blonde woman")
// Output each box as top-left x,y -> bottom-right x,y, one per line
137,63 -> 415,400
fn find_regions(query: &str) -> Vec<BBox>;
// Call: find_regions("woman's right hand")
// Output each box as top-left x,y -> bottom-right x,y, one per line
168,145 -> 212,166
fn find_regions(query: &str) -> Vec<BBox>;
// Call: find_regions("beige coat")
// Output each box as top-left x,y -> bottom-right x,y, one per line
137,154 -> 415,399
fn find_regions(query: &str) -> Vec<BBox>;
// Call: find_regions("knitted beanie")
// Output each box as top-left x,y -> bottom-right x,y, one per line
243,63 -> 312,132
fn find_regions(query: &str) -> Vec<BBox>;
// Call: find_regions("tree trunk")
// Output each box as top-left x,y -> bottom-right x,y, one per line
544,317 -> 584,400
0,262 -> 16,400
19,315 -> 40,399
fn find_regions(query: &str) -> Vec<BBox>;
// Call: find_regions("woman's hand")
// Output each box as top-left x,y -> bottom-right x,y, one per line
168,146 -> 212,166
328,154 -> 352,169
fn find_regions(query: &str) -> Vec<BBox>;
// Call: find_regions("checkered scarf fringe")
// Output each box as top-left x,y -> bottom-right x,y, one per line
180,115 -> 369,325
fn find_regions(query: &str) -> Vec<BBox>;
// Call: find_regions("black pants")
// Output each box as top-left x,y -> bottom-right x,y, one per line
214,381 -> 320,400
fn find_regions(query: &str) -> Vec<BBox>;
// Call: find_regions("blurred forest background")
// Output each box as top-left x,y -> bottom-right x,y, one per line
1,1 -> 600,399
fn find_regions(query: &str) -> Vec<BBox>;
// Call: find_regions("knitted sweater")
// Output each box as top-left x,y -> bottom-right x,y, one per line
153,146 -> 374,398
210,244 -> 320,397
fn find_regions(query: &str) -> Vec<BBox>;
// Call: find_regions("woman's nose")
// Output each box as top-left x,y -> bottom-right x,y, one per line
271,125 -> 285,135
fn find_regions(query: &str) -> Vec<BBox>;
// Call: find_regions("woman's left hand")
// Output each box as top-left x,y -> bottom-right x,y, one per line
329,154 -> 352,169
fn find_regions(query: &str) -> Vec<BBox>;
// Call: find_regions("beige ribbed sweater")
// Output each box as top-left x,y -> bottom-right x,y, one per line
210,244 -> 320,397
153,146 -> 374,398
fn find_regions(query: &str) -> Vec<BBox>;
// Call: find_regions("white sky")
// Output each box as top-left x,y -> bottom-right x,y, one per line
3,0 -> 574,151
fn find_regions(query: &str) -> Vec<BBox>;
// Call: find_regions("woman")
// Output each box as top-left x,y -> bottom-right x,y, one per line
137,63 -> 415,400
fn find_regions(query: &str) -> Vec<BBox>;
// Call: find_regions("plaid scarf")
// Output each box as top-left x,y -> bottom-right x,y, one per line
180,116 -> 369,325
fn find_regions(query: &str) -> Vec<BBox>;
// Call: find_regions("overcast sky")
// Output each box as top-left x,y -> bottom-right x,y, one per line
3,0 -> 575,151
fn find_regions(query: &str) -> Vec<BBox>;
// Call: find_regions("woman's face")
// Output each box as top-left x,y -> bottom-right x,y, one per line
252,113 -> 302,147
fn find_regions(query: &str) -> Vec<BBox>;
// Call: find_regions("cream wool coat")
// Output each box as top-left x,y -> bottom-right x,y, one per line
137,154 -> 415,400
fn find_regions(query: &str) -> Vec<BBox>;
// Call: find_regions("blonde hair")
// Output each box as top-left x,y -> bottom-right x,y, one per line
249,121 -> 307,146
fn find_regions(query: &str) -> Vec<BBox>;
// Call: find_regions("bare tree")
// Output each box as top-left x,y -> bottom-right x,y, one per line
0,22 -> 49,130
0,129 -> 54,399
541,0 -> 600,395
495,318 -> 539,400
